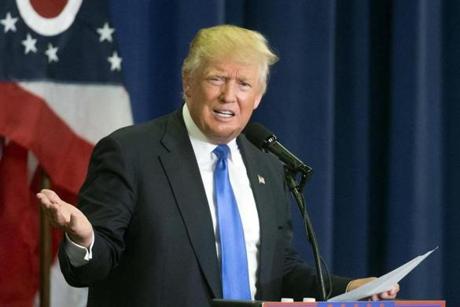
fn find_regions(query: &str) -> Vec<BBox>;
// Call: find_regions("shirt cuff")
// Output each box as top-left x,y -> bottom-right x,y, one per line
63,231 -> 95,267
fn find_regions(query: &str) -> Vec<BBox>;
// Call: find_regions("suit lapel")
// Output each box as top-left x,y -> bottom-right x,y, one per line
158,111 -> 222,298
237,136 -> 281,298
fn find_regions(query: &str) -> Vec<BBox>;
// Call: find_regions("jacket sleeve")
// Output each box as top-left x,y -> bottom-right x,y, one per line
59,134 -> 137,287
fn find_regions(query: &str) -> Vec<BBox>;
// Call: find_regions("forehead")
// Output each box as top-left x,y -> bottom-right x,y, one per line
201,59 -> 261,79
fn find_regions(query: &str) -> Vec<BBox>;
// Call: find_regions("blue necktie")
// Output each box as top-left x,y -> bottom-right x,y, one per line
213,144 -> 251,300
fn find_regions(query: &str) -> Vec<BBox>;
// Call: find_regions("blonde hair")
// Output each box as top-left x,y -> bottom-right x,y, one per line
182,24 -> 278,93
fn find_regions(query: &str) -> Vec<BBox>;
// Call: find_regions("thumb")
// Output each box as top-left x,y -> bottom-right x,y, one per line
65,212 -> 80,240
68,212 -> 77,229
66,211 -> 93,248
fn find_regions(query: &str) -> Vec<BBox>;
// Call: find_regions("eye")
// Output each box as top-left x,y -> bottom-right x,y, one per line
207,75 -> 225,85
239,81 -> 252,90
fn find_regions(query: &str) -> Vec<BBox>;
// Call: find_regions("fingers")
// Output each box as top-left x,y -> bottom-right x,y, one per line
381,284 -> 400,299
37,189 -> 62,205
36,189 -> 71,228
350,278 -> 400,301
373,284 -> 400,300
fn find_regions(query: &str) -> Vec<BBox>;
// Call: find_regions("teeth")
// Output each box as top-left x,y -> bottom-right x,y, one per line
215,110 -> 234,117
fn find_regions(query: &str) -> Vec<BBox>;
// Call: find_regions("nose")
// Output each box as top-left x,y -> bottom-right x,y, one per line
220,81 -> 237,103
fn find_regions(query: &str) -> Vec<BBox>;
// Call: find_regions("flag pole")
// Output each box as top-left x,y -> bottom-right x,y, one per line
39,171 -> 51,307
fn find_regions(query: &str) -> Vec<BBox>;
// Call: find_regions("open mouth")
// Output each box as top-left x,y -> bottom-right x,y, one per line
213,109 -> 235,118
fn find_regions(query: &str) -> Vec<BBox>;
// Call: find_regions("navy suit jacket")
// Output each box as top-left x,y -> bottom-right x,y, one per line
59,109 -> 350,306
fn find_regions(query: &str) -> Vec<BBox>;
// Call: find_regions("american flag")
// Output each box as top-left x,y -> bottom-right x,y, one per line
0,1 -> 133,306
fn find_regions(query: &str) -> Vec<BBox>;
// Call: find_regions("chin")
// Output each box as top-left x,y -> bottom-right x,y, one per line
209,130 -> 239,144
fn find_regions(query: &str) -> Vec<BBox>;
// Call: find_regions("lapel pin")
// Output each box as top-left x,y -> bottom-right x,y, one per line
257,175 -> 265,184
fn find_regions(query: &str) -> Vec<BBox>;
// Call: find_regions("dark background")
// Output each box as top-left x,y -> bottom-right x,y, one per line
109,0 -> 459,303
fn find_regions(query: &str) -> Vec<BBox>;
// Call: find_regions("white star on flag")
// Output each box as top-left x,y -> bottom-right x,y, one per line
1,12 -> 18,33
97,22 -> 115,42
108,51 -> 122,71
22,33 -> 38,54
45,43 -> 59,63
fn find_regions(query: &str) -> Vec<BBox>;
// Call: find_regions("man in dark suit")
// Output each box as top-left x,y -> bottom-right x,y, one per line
38,25 -> 398,306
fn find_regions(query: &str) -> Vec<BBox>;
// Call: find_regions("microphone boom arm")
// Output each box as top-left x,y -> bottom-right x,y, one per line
284,167 -> 327,301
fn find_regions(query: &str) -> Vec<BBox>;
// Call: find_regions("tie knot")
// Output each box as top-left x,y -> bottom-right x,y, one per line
213,144 -> 230,160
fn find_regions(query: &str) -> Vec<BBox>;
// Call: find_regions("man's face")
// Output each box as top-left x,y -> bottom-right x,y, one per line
183,59 -> 264,144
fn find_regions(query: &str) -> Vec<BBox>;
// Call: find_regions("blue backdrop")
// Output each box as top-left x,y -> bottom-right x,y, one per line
109,0 -> 459,303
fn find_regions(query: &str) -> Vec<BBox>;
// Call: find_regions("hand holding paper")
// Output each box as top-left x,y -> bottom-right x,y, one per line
328,247 -> 438,302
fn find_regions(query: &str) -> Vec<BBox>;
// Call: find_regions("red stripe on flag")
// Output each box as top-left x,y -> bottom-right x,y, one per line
0,83 -> 93,194
0,142 -> 38,307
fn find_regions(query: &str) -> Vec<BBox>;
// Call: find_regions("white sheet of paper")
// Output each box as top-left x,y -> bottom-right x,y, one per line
328,247 -> 438,302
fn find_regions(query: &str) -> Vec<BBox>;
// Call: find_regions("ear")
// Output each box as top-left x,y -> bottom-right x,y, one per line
253,92 -> 263,110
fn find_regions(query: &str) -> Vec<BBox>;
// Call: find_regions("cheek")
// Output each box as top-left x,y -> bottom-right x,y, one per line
239,104 -> 255,120
204,86 -> 222,100
241,94 -> 261,111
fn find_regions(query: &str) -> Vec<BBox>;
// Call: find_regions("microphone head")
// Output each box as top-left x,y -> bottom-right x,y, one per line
243,122 -> 277,149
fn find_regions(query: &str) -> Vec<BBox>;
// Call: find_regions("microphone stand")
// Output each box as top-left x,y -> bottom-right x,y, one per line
284,167 -> 327,301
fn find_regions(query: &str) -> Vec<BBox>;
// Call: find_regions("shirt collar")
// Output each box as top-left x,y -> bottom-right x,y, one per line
182,104 -> 238,162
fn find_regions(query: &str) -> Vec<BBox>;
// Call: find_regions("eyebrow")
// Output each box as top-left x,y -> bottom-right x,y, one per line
206,70 -> 254,82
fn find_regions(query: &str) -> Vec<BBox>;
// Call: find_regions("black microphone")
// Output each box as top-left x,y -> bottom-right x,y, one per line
244,122 -> 328,300
243,122 -> 313,175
